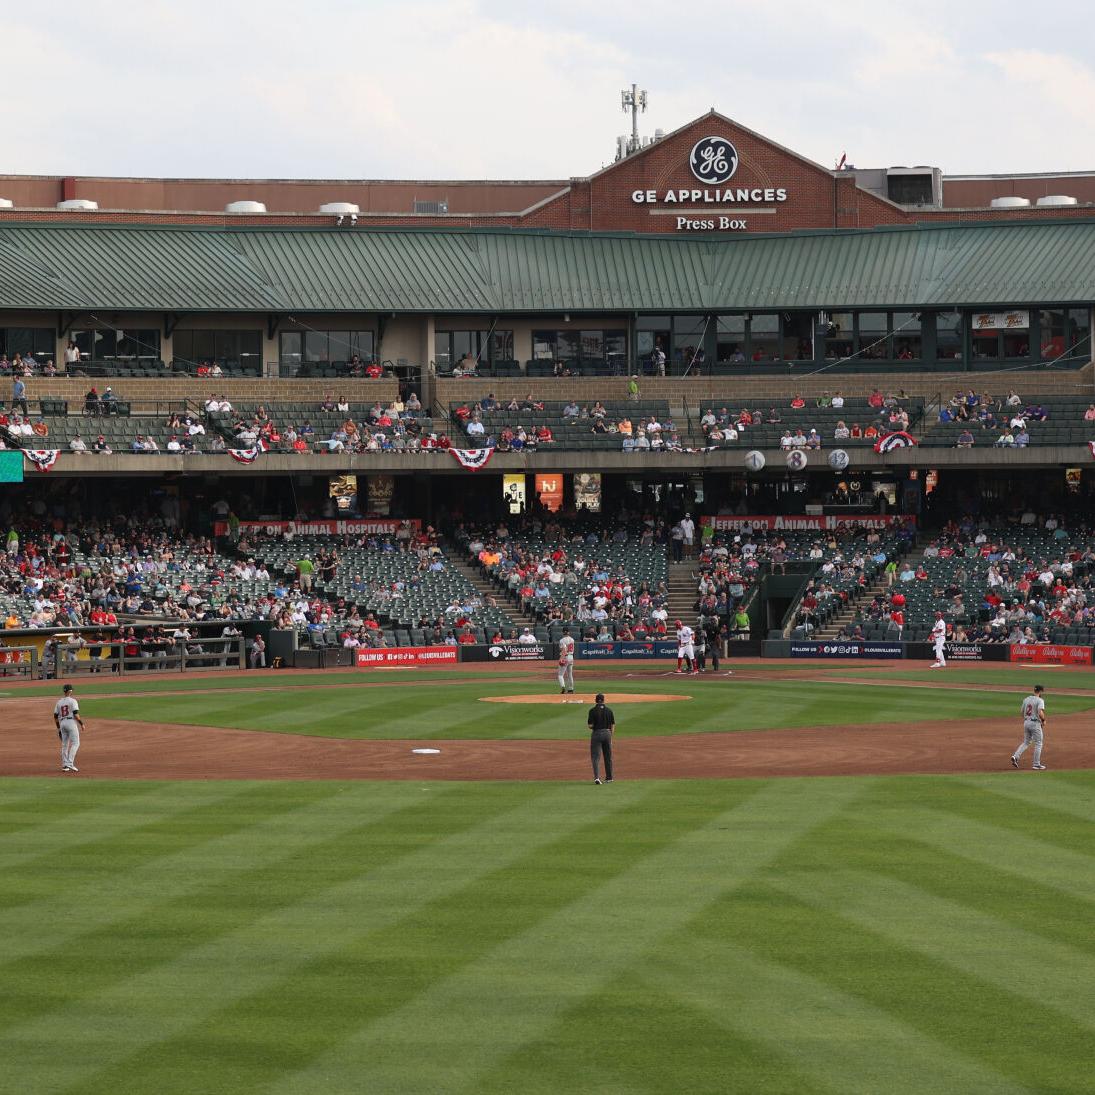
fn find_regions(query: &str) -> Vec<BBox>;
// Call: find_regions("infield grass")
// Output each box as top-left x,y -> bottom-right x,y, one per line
2,772 -> 1092,1094
79,672 -> 1095,740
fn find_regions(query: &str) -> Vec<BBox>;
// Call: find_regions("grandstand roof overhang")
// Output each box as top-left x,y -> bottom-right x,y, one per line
1,219 -> 1094,315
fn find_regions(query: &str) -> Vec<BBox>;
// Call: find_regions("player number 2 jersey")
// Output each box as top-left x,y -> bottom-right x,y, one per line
1021,695 -> 1044,724
54,698 -> 79,721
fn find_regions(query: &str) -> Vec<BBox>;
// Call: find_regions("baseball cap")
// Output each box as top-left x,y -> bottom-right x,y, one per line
1034,684 -> 1044,692
62,684 -> 73,693
595,693 -> 605,704
675,619 -> 682,627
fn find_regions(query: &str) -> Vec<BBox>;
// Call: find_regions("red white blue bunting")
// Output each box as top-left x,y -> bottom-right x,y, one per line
228,440 -> 268,464
874,431 -> 918,454
24,449 -> 60,472
449,447 -> 494,470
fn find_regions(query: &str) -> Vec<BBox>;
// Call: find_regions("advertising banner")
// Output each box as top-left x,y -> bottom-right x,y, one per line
906,642 -> 1006,663
702,515 -> 913,532
534,474 -> 564,512
970,310 -> 1029,331
789,641 -> 904,659
1008,644 -> 1092,666
577,641 -> 678,660
355,646 -> 458,668
502,474 -> 527,514
217,518 -> 421,537
574,472 -> 602,513
461,642 -> 552,662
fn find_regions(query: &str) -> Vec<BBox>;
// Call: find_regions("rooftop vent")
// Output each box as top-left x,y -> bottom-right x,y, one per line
225,200 -> 267,214
0,198 -> 13,209
990,196 -> 1031,208
1036,194 -> 1078,206
318,202 -> 360,215
57,198 -> 98,210
413,199 -> 449,215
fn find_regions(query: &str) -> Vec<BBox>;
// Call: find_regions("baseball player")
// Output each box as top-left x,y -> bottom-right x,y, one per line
53,683 -> 84,773
675,619 -> 698,675
587,693 -> 615,784
929,610 -> 947,668
557,626 -> 575,694
1011,684 -> 1047,770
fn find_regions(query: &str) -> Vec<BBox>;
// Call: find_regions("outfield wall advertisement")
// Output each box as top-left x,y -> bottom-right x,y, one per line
355,646 -> 458,668
1008,644 -> 1093,666
461,643 -> 553,662
578,641 -> 679,660
906,642 -> 1007,663
789,641 -> 904,659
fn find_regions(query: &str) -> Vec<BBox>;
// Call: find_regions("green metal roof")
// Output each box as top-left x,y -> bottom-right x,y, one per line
0,221 -> 1092,314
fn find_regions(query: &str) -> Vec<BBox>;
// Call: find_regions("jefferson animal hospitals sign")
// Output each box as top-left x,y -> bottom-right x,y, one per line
631,135 -> 789,232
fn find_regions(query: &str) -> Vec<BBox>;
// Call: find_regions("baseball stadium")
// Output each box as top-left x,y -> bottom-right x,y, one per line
2,105 -> 1095,1093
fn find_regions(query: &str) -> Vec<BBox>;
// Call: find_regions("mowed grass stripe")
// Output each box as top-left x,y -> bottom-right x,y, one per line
774,868 -> 1095,1030
0,782 -> 429,970
961,773 -> 1095,824
0,784 -> 650,1095
894,808 -> 1095,909
76,782 -> 749,1095
0,781 -> 249,874
263,779 -> 862,1095
84,678 -> 1095,739
643,944 -> 1029,1095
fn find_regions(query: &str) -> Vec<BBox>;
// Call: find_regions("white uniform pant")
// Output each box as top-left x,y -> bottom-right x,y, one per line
678,643 -> 695,667
1014,723 -> 1043,767
933,638 -> 946,665
557,657 -> 574,691
59,720 -> 80,767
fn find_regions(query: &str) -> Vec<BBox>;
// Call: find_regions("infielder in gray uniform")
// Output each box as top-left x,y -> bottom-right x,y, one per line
53,683 -> 85,773
557,626 -> 575,694
1011,684 -> 1047,770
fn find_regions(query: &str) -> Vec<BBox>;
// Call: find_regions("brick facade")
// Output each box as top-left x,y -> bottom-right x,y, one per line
2,111 -> 1093,234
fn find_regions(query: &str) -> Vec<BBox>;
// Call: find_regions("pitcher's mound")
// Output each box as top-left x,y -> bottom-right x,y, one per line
482,693 -> 691,705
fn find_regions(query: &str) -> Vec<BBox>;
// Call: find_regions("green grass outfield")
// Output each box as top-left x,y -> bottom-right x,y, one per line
72,670 -> 1095,740
2,773 -> 1093,1094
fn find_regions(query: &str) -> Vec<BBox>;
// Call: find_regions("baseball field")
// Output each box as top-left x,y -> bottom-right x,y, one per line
2,661 -> 1093,1093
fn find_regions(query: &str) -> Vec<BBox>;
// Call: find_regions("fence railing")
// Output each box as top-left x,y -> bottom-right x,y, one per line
52,637 -> 245,677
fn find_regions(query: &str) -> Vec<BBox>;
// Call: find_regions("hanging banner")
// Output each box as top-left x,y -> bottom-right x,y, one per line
534,473 -> 564,512
330,474 -> 359,514
23,449 -> 60,472
214,518 -> 422,536
874,431 -> 918,453
574,472 -> 602,512
702,515 -> 913,531
228,439 -> 268,464
503,474 -> 527,514
970,310 -> 1029,330
366,473 -> 394,515
449,448 -> 494,470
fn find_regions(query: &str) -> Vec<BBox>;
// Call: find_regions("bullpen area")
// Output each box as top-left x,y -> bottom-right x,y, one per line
2,661 -> 1093,1093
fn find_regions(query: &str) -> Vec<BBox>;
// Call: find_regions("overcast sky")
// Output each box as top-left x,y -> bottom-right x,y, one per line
5,0 -> 1094,180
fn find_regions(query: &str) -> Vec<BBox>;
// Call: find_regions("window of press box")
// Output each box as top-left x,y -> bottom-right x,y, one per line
436,330 -> 514,366
781,313 -> 814,362
72,328 -> 160,361
0,327 -> 54,360
934,311 -> 963,361
748,314 -> 780,361
172,330 -> 262,366
824,313 -> 854,360
279,330 -> 375,365
532,329 -> 624,363
716,315 -> 745,360
1039,308 -> 1090,360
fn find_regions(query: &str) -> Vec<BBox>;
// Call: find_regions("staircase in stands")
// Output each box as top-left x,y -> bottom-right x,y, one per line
814,546 -> 925,639
445,549 -> 527,630
667,560 -> 699,625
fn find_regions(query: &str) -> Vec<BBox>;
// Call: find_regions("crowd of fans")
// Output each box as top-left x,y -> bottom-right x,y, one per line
939,389 -> 1052,448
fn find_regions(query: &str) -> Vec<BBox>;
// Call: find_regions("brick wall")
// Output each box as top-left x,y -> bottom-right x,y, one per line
436,364 -> 1093,410
13,376 -> 399,405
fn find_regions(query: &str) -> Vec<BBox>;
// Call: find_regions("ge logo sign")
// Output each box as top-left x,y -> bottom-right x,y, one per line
689,136 -> 738,184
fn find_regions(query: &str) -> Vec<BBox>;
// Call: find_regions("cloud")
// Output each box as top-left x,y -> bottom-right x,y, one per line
2,0 -> 1094,180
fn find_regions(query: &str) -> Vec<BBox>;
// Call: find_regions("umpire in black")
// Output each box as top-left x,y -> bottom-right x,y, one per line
587,693 -> 615,784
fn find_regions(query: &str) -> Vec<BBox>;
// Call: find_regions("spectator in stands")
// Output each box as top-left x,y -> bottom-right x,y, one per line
628,375 -> 640,400
1014,427 -> 1030,448
69,435 -> 88,453
956,428 -> 975,448
480,393 -> 498,412
868,389 -> 884,410
994,428 -> 1016,448
789,394 -> 806,409
1005,389 -> 1022,407
365,361 -> 383,379
831,392 -> 845,409
563,399 -> 580,417
834,420 -> 850,440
